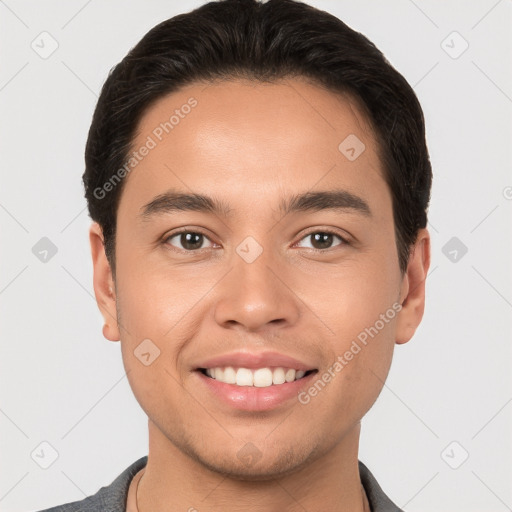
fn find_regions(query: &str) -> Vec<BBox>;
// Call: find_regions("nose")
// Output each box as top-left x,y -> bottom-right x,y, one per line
213,245 -> 301,333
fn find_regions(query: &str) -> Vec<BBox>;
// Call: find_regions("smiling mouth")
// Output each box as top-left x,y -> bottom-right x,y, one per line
197,367 -> 318,388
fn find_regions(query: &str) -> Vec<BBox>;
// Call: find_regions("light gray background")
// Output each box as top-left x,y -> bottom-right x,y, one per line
1,1 -> 511,511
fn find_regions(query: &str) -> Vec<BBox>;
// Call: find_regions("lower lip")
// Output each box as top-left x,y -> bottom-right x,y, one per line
195,370 -> 317,411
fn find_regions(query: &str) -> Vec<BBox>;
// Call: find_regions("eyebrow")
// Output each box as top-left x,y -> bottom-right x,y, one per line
280,189 -> 371,217
139,188 -> 371,221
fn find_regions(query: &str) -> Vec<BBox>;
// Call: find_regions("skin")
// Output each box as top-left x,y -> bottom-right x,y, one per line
90,78 -> 430,512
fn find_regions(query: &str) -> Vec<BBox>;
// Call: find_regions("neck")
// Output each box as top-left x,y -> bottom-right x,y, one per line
137,421 -> 368,512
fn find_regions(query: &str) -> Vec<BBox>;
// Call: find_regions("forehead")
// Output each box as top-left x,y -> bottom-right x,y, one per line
120,78 -> 388,215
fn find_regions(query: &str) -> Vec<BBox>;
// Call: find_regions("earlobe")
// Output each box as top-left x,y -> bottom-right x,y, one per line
395,228 -> 431,345
89,222 -> 121,342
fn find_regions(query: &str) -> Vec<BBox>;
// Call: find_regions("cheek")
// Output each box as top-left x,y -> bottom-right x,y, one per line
304,315 -> 396,429
114,250 -> 206,340
297,250 -> 400,408
299,251 -> 400,341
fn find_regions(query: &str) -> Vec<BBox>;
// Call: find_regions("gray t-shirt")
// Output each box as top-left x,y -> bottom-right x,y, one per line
35,456 -> 404,512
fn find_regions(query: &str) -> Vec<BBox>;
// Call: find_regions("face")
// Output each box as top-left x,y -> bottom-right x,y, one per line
91,78 -> 429,479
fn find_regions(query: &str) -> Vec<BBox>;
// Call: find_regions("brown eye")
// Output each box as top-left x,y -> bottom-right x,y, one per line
296,231 -> 346,250
166,231 -> 213,251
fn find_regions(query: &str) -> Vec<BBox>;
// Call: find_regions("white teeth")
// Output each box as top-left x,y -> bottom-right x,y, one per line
253,368 -> 273,387
223,366 -> 237,384
285,369 -> 296,382
236,368 -> 253,386
272,367 -> 286,385
203,366 -> 310,387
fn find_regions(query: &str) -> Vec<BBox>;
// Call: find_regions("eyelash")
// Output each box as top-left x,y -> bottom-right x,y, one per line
163,228 -> 350,253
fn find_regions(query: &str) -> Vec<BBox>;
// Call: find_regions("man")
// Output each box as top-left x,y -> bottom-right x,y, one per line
38,0 -> 431,510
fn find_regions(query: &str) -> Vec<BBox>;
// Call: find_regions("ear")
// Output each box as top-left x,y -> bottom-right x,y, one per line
89,222 -> 120,342
395,228 -> 431,345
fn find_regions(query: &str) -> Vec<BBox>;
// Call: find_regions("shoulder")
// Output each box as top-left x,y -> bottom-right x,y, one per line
33,456 -> 148,512
359,460 -> 405,512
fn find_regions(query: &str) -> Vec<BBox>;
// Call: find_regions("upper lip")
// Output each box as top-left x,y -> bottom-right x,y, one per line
195,350 -> 316,371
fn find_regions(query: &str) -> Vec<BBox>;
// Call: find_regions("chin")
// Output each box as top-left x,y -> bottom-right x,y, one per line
189,444 -> 316,481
